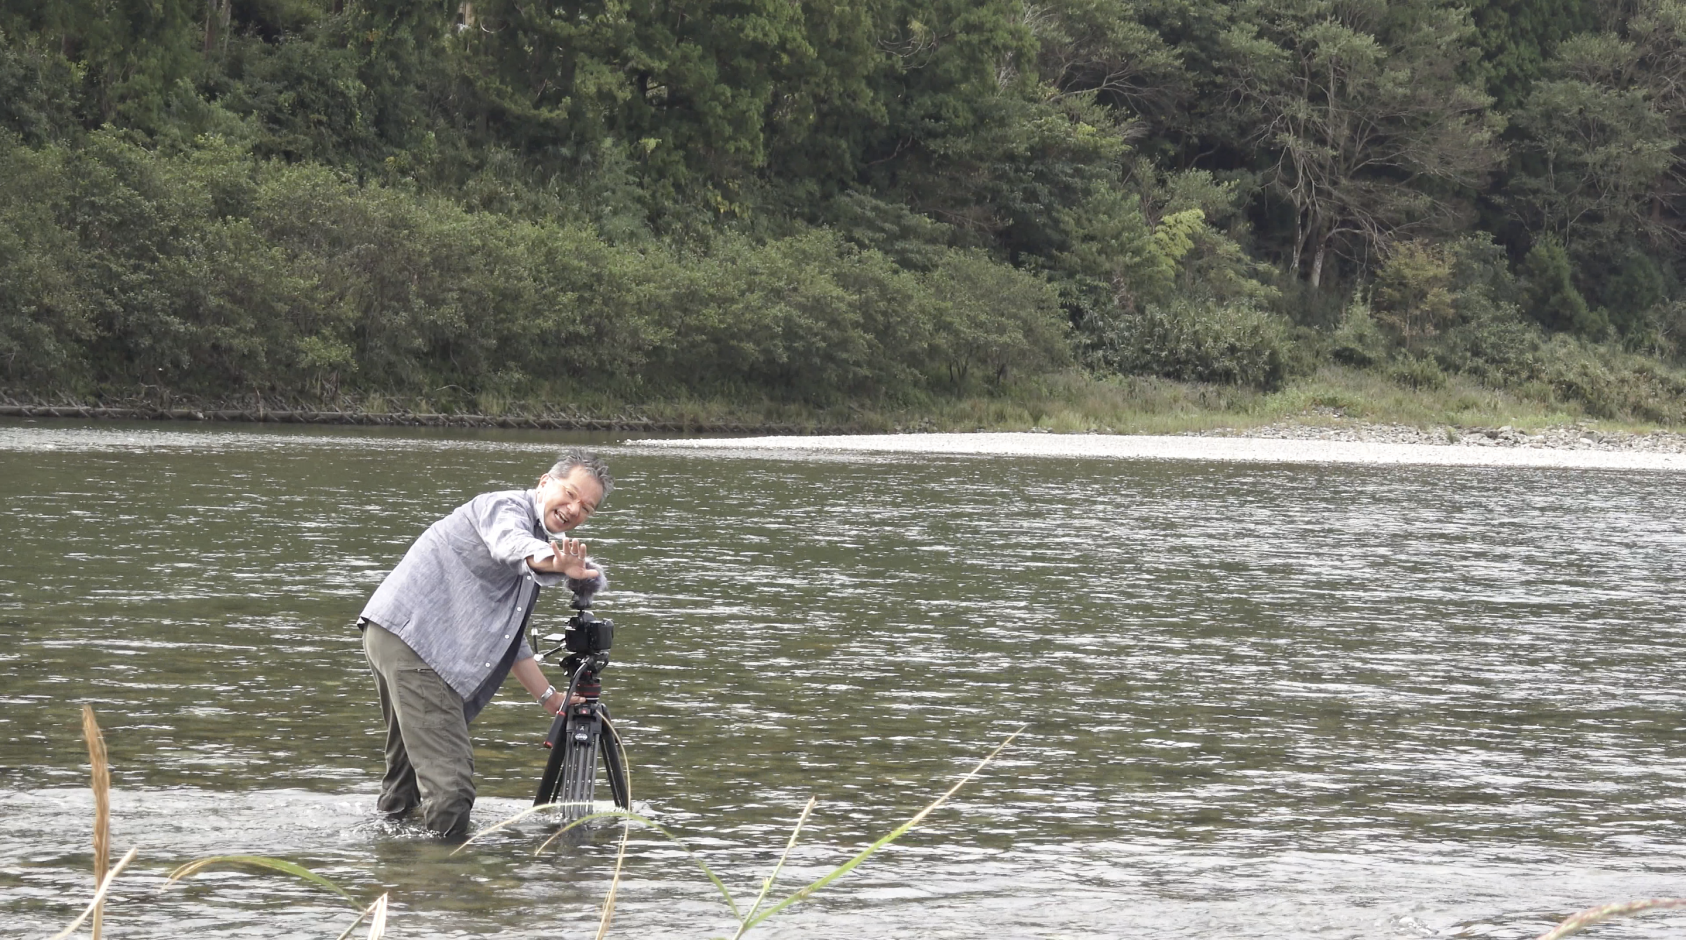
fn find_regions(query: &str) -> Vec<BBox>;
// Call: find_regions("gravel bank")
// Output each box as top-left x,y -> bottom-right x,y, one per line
1194,420 -> 1686,453
638,429 -> 1686,472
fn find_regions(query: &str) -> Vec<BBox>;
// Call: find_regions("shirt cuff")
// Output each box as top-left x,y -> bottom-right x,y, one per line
524,544 -> 567,586
525,563 -> 567,587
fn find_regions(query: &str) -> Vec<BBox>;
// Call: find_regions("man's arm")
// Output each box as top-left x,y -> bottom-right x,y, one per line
512,655 -> 579,714
470,494 -> 560,570
465,492 -> 600,586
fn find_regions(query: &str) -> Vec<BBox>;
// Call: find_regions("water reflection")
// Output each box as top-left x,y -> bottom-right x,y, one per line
2,422 -> 1685,938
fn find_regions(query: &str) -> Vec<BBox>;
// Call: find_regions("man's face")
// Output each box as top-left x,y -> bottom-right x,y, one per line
536,466 -> 604,535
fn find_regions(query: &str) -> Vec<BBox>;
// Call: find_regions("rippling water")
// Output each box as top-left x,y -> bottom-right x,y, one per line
3,421 -> 1686,939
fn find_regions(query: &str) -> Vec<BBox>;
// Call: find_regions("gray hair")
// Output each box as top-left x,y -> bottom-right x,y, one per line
549,449 -> 613,501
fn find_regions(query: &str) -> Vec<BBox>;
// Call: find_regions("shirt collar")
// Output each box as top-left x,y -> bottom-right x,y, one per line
528,489 -> 550,536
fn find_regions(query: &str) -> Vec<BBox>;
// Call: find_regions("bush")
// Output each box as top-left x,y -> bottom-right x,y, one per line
0,129 -> 1088,406
1095,298 -> 1295,390
1329,296 -> 1389,367
0,139 -> 90,388
1520,237 -> 1609,339
0,33 -> 81,145
1371,241 -> 1458,353
1388,356 -> 1448,391
1534,336 -> 1686,422
926,249 -> 1071,388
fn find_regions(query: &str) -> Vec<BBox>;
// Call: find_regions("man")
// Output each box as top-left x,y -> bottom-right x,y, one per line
358,450 -> 612,839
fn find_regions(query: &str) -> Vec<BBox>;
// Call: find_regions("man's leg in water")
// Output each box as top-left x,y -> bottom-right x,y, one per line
364,627 -> 419,818
363,622 -> 476,839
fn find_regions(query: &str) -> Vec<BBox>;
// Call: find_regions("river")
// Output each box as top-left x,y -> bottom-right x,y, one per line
2,421 -> 1684,939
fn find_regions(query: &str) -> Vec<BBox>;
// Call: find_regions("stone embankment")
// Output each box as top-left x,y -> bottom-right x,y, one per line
1200,421 -> 1686,453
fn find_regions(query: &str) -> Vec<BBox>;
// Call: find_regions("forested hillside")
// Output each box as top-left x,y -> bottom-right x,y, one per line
3,0 -> 1686,424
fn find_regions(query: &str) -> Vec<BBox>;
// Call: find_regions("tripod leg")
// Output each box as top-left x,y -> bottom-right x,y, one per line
558,710 -> 600,818
600,714 -> 630,810
533,714 -> 570,806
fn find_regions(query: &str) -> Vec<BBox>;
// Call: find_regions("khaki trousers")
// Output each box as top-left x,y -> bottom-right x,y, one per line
362,622 -> 475,839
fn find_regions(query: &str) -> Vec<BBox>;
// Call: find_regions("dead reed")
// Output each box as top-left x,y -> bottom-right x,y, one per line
50,709 -> 376,940
79,706 -> 109,940
1534,897 -> 1686,940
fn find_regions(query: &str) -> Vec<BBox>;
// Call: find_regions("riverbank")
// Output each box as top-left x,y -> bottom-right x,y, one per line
6,365 -> 1685,448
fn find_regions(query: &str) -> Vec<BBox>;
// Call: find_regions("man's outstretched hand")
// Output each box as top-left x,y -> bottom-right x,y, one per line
529,536 -> 600,580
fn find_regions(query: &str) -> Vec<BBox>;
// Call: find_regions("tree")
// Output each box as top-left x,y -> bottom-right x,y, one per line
1029,0 -> 1188,119
1371,239 -> 1456,352
1465,0 -> 1596,109
1217,0 -> 1502,287
452,0 -> 816,200
1505,33 -> 1676,253
0,0 -> 200,129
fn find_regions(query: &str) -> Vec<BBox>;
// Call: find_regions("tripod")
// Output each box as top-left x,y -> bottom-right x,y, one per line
533,592 -> 630,817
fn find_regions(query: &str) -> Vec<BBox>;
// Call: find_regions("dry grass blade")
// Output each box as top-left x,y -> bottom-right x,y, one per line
366,893 -> 389,939
47,846 -> 138,940
330,893 -> 392,940
731,796 -> 817,940
166,855 -> 358,904
592,817 -> 631,940
1535,897 -> 1686,940
740,725 -> 1024,933
80,706 -> 111,940
450,803 -> 561,855
533,810 -> 619,857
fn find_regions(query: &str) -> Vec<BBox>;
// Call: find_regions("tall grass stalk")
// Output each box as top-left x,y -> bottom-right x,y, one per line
533,808 -> 745,919
1536,897 -> 1686,940
451,803 -> 565,853
594,816 -> 631,940
593,713 -> 634,940
459,716 -> 637,938
79,706 -> 110,940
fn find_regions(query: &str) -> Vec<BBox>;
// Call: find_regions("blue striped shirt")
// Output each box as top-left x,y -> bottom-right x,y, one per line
360,489 -> 602,708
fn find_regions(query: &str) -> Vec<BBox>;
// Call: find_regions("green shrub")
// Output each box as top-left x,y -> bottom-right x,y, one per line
926,249 -> 1071,388
1372,241 -> 1458,353
0,138 -> 89,387
1329,296 -> 1389,367
0,32 -> 81,145
1600,250 -> 1670,337
1534,336 -> 1686,422
1520,237 -> 1609,339
1388,356 -> 1448,391
1095,298 -> 1295,391
1435,308 -> 1545,385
